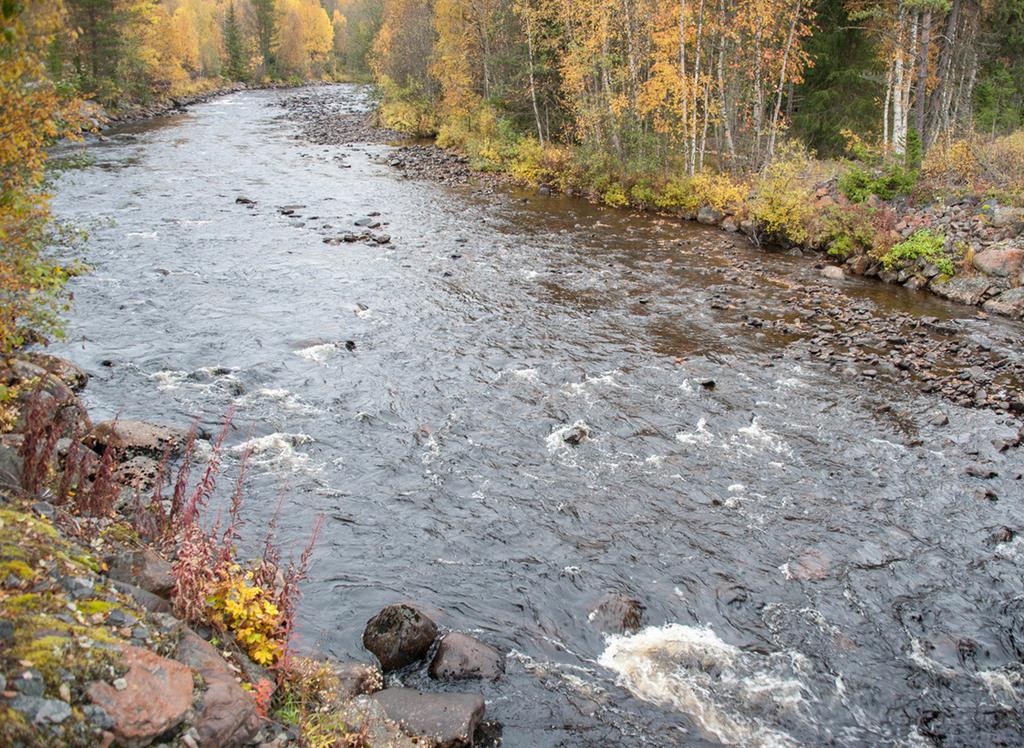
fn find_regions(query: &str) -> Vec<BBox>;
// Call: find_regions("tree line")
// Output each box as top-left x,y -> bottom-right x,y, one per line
39,0 -> 382,106
372,0 -> 1024,171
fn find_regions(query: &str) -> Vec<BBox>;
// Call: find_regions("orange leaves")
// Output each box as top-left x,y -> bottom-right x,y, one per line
1,1 -> 86,352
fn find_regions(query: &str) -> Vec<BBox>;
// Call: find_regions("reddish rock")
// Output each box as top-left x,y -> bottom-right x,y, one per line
429,633 -> 504,681
88,420 -> 190,457
87,645 -> 193,747
175,630 -> 261,748
105,549 -> 174,599
371,689 -> 485,748
363,604 -> 438,671
973,247 -> 1024,278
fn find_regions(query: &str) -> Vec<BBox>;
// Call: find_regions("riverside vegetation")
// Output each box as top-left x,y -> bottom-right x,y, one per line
2,0 -> 1024,745
367,0 -> 1024,315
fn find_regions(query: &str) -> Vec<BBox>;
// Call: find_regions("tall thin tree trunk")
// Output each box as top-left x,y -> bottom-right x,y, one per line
767,0 -> 802,162
525,13 -> 544,145
914,8 -> 931,147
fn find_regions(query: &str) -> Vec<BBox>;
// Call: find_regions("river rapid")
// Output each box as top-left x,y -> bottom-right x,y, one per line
50,85 -> 1024,747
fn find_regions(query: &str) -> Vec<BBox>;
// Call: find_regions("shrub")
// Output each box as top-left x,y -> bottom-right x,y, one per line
629,181 -> 657,209
1,5 -> 89,352
603,182 -> 628,207
748,143 -> 817,244
811,204 -> 880,259
838,161 -> 918,202
689,171 -> 747,213
653,178 -> 696,211
882,229 -> 954,276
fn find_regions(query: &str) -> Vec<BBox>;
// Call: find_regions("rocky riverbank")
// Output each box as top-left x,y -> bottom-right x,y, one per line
0,354 -> 503,747
279,89 -> 1024,321
278,89 -> 1024,420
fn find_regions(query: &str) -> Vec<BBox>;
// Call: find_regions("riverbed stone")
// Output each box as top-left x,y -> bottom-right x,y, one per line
363,604 -> 438,671
697,206 -> 724,225
105,549 -> 174,598
87,644 -> 193,746
333,660 -> 384,699
88,420 -> 190,457
175,629 -> 261,747
370,689 -> 485,748
429,633 -> 504,681
20,354 -> 89,392
930,276 -> 991,306
973,247 -> 1024,277
983,288 -> 1024,319
820,265 -> 845,280
587,593 -> 645,634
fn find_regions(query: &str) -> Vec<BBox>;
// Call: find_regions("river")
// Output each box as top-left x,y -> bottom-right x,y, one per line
49,85 -> 1024,747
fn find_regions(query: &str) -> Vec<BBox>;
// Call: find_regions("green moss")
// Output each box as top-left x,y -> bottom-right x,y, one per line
0,559 -> 36,580
75,599 -> 116,616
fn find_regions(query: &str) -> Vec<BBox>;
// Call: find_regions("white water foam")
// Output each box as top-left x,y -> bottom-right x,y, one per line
976,669 -> 1022,708
675,417 -> 713,446
238,387 -> 314,414
231,432 -> 315,473
599,624 -> 811,748
736,418 -> 793,458
295,342 -> 340,364
546,420 -> 590,452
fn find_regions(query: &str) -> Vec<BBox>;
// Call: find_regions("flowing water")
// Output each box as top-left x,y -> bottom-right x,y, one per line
50,86 -> 1024,746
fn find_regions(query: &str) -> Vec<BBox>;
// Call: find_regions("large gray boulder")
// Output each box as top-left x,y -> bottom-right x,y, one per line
429,633 -> 504,681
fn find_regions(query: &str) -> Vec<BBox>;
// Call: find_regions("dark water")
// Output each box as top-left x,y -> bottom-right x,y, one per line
50,86 -> 1024,747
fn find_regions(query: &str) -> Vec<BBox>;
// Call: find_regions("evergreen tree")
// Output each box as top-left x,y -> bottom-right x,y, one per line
253,0 -> 278,74
791,0 -> 882,157
223,2 -> 247,81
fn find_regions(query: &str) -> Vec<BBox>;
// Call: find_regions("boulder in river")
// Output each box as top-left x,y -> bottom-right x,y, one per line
930,276 -> 991,306
363,603 -> 438,671
429,633 -> 505,681
370,688 -> 485,748
696,205 -> 724,225
588,593 -> 645,634
820,265 -> 845,280
88,420 -> 190,457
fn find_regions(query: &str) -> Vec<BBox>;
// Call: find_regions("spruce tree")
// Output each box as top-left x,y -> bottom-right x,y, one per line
223,2 -> 247,81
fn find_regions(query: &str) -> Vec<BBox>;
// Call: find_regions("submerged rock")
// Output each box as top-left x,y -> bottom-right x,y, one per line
371,688 -> 485,748
429,633 -> 504,681
588,593 -> 645,634
363,603 -> 438,671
